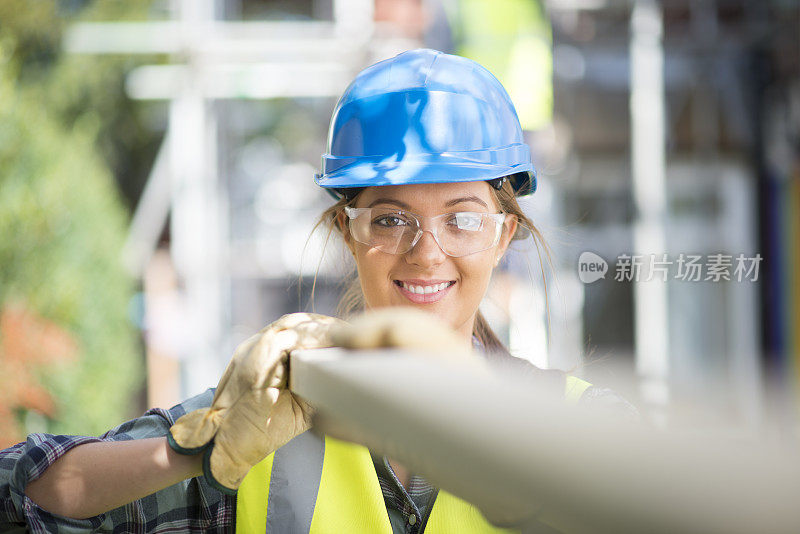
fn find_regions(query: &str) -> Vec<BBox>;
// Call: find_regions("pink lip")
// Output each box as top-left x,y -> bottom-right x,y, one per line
394,279 -> 456,304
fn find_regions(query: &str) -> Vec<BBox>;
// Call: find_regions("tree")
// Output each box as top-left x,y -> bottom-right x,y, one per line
0,0 -> 154,443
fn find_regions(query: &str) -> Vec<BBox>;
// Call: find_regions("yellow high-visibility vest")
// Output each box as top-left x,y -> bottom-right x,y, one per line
236,375 -> 592,533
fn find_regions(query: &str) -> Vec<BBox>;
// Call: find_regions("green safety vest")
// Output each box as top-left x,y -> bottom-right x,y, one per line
236,375 -> 592,533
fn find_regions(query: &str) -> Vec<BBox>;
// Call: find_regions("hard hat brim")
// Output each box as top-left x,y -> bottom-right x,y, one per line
316,159 -> 536,198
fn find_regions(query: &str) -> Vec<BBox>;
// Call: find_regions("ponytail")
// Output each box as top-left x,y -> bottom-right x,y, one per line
472,309 -> 512,358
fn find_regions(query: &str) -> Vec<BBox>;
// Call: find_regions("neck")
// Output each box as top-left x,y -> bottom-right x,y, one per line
455,314 -> 478,348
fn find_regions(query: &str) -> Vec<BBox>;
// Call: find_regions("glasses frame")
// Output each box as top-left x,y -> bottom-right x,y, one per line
344,206 -> 507,258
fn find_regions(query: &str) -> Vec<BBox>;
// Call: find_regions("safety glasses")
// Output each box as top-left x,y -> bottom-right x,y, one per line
344,207 -> 507,258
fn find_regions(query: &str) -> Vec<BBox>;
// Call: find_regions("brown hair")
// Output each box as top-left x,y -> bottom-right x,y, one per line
307,178 -> 553,360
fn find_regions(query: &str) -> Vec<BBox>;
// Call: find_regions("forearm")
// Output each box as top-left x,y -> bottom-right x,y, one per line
25,437 -> 203,519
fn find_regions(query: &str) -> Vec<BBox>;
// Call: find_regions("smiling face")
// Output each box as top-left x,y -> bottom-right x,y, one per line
338,181 -> 518,343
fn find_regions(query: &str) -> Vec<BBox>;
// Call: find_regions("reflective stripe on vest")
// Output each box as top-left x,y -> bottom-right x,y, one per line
236,374 -> 591,533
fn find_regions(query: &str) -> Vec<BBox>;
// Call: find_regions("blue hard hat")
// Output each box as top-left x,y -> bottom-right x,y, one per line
315,49 -> 536,198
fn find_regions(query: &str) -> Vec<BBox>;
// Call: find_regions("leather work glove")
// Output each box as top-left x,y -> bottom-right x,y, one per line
168,312 -> 345,493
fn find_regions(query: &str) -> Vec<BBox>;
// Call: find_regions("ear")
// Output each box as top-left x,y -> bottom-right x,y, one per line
336,209 -> 355,254
495,214 -> 518,265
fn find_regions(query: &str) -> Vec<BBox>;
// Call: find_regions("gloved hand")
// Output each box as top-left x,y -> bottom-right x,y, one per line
168,312 -> 345,493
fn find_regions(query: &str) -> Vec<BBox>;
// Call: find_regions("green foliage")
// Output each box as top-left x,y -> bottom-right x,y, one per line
0,0 -> 157,435
0,64 -> 141,435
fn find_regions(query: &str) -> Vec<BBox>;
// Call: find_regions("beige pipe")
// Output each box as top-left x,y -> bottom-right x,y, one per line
290,347 -> 800,534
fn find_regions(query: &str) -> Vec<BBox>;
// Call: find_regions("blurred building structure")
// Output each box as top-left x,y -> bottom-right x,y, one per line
65,0 -> 799,431
543,0 -> 797,431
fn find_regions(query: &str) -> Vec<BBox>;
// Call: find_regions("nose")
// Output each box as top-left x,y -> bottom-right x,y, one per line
406,229 -> 446,267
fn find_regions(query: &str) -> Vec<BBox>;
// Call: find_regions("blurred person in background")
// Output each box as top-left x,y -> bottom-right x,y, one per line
0,49 -> 634,534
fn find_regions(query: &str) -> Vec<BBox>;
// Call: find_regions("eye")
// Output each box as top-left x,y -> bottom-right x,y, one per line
447,212 -> 484,231
373,214 -> 410,227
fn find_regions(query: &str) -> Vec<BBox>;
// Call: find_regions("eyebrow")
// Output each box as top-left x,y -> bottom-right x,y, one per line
366,196 -> 489,210
444,196 -> 489,209
367,198 -> 412,209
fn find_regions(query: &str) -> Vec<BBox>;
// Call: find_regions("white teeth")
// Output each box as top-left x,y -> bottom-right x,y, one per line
401,281 -> 451,295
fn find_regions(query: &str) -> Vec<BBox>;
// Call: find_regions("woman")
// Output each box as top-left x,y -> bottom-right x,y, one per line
0,49 -> 633,533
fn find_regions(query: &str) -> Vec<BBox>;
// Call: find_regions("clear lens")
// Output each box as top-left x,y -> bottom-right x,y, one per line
449,212 -> 484,231
345,207 -> 505,257
366,208 -> 417,254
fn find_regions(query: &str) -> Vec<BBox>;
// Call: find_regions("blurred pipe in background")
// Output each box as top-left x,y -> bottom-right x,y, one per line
630,0 -> 670,419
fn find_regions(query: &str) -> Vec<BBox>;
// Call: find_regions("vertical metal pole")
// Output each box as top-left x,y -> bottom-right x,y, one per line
169,0 -> 224,396
722,166 -> 763,428
630,0 -> 670,414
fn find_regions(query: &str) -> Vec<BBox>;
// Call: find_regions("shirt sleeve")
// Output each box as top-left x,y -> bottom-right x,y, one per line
0,389 -> 235,534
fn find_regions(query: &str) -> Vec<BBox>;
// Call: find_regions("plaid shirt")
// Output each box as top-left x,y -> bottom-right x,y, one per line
372,453 -> 436,534
0,388 -> 444,534
0,366 -> 636,533
0,389 -> 232,533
